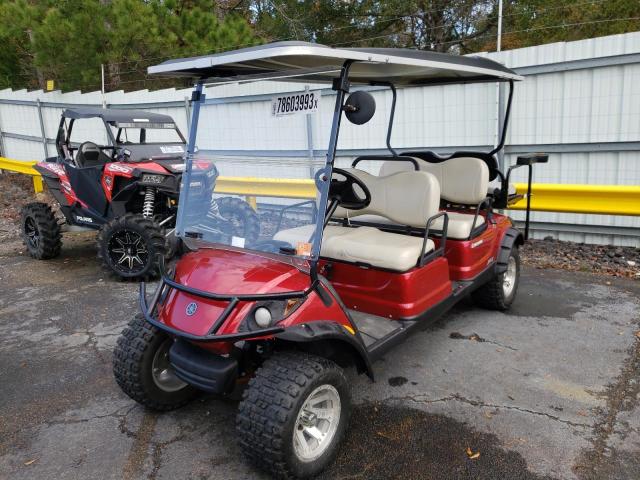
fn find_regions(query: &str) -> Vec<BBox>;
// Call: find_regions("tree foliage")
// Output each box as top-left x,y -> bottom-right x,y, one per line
0,0 -> 258,91
0,0 -> 638,92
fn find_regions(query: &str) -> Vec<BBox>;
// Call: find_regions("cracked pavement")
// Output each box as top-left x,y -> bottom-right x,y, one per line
0,234 -> 639,479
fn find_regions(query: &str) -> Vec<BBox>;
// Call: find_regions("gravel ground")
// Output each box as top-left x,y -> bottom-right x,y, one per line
0,235 -> 639,480
522,238 -> 640,279
0,172 -> 58,243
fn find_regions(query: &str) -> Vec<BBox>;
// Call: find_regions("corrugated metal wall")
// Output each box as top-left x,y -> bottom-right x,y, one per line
1,31 -> 639,246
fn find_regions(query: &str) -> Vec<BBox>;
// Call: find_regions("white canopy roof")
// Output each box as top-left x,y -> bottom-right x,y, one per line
149,41 -> 522,86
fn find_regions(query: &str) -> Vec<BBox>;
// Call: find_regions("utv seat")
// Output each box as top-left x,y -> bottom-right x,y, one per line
274,169 -> 441,272
363,156 -> 490,240
75,141 -> 111,168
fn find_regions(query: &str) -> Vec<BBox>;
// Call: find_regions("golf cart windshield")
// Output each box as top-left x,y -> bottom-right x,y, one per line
176,83 -> 327,260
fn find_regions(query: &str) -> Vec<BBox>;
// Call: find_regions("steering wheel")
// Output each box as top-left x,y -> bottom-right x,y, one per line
329,168 -> 371,210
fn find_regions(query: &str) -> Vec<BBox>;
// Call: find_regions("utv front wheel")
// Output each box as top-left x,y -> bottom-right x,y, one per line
472,246 -> 520,310
216,197 -> 260,244
113,314 -> 197,411
20,202 -> 62,259
237,352 -> 350,479
97,213 -> 166,280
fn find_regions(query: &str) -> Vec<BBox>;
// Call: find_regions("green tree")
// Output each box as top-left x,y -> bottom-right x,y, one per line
0,0 -> 259,92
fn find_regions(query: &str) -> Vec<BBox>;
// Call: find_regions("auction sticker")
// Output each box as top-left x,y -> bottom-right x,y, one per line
271,90 -> 320,116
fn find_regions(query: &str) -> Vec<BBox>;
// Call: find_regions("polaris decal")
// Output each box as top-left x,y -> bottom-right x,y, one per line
106,164 -> 133,174
471,239 -> 484,248
75,215 -> 94,223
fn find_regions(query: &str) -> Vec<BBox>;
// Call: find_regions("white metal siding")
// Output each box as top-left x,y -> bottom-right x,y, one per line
1,31 -> 639,246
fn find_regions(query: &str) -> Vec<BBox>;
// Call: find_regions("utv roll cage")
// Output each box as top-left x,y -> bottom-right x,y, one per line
55,107 -> 186,157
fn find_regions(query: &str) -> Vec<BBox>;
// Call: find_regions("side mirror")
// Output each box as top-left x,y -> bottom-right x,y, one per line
343,91 -> 376,125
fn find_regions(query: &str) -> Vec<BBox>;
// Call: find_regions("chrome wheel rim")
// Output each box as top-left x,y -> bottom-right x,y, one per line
503,255 -> 517,298
293,384 -> 341,463
24,217 -> 40,249
151,339 -> 187,392
108,229 -> 149,274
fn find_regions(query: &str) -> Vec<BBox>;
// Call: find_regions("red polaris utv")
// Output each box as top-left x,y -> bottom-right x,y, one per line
20,107 -> 259,279
112,42 -> 546,478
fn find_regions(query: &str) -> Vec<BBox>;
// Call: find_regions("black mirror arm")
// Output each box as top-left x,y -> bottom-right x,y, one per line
371,81 -> 398,156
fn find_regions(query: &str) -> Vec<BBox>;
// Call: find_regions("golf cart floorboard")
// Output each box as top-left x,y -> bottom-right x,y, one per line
349,310 -> 411,348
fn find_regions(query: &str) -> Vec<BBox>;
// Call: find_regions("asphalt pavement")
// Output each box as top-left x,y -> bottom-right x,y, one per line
0,233 -> 638,480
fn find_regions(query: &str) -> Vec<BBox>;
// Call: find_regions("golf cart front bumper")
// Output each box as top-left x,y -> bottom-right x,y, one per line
138,276 -> 310,343
168,338 -> 238,393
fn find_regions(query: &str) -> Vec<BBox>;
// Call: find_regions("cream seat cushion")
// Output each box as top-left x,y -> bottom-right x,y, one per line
347,211 -> 485,240
322,226 -> 434,271
273,225 -> 435,272
380,157 -> 490,205
274,224 -> 435,271
272,224 -> 346,246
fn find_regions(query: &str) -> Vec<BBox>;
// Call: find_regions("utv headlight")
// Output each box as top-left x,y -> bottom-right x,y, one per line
254,307 -> 272,328
141,173 -> 165,184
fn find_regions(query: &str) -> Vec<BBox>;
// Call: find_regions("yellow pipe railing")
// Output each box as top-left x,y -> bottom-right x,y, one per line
1,157 -> 639,216
0,158 -> 43,193
511,183 -> 640,216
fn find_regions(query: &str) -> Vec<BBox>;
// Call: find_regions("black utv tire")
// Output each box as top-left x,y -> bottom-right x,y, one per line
20,202 -> 62,260
113,314 -> 197,411
237,352 -> 351,479
97,213 -> 166,280
472,246 -> 520,311
216,196 -> 260,244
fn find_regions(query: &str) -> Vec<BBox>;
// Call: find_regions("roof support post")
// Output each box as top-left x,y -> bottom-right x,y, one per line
310,61 -> 353,266
489,80 -> 514,156
175,81 -> 205,237
371,81 -> 398,156
36,99 -> 48,158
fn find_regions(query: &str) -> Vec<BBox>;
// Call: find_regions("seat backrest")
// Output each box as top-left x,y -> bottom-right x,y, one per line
76,142 -> 110,168
333,168 -> 440,228
380,156 -> 489,205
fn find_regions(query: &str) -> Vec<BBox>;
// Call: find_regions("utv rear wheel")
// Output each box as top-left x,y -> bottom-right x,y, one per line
113,314 -> 197,411
97,213 -> 166,280
20,202 -> 62,260
472,246 -> 520,311
217,197 -> 260,244
236,352 -> 350,479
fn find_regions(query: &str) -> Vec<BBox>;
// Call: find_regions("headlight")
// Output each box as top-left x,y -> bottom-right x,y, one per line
254,307 -> 272,328
141,174 -> 165,184
249,299 -> 303,330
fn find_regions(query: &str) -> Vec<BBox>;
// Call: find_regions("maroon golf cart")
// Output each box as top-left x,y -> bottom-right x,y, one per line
112,42 -> 546,478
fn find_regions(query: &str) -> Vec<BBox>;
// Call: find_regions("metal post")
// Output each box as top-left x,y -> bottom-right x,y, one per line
184,96 -> 192,134
495,0 -> 504,169
311,61 -> 352,262
175,82 -> 205,237
497,0 -> 503,52
0,106 -> 6,157
497,83 -> 506,172
36,99 -> 48,158
101,64 -> 106,108
305,86 -> 315,177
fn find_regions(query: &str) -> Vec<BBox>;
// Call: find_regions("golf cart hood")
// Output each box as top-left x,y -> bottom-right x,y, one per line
173,248 -> 310,295
156,248 -> 310,339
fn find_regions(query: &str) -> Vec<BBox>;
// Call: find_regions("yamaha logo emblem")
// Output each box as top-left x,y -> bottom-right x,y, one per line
185,302 -> 198,316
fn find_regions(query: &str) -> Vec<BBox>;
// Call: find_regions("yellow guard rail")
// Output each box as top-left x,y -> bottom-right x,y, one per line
0,158 -> 43,193
1,157 -> 639,216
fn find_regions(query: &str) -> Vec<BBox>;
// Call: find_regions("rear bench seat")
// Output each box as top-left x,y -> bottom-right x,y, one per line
274,169 -> 441,272
355,156 -> 490,240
